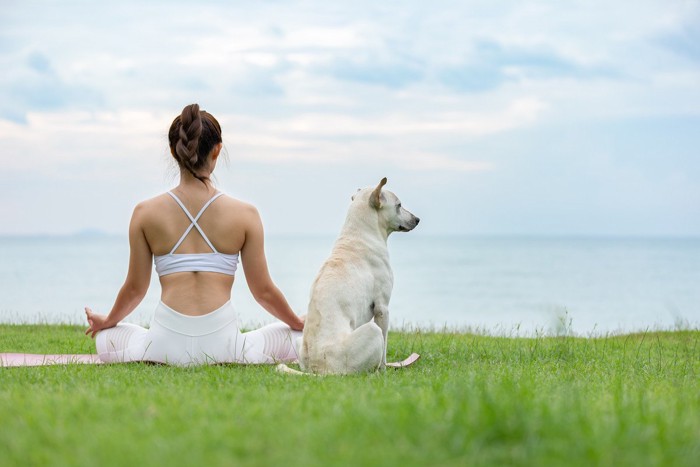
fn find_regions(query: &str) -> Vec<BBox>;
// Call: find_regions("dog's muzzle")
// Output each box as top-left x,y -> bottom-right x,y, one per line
399,217 -> 420,232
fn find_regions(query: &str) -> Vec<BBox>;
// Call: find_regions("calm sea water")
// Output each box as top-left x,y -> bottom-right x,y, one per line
0,235 -> 698,335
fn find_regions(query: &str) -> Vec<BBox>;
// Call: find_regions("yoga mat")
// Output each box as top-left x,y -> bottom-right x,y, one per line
0,353 -> 103,367
1,352 -> 420,368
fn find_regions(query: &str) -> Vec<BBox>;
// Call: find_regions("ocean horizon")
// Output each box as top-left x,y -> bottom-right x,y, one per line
1,233 -> 698,336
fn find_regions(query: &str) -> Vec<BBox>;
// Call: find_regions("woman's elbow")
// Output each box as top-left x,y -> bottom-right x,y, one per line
123,281 -> 149,300
251,284 -> 276,305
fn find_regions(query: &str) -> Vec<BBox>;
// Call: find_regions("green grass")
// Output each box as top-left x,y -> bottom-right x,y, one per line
1,325 -> 699,466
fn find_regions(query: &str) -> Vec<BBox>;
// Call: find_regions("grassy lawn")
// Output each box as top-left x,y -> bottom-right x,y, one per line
1,325 -> 699,466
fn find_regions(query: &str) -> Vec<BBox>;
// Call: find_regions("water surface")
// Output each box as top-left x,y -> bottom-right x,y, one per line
0,235 -> 698,335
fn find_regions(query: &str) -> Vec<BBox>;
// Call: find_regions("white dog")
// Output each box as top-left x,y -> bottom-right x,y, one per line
282,178 -> 419,375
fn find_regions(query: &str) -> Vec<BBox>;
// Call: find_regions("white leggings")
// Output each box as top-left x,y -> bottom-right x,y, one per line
96,301 -> 301,366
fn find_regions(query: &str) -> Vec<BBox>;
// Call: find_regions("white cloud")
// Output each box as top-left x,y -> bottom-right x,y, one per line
213,97 -> 542,171
0,1 -> 698,235
388,152 -> 494,172
232,96 -> 546,138
0,111 -> 165,176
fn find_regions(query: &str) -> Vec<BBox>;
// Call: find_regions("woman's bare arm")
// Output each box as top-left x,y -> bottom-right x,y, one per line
240,206 -> 304,331
85,204 -> 153,337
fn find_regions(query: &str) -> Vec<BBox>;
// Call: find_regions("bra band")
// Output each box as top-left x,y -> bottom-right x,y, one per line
153,191 -> 239,277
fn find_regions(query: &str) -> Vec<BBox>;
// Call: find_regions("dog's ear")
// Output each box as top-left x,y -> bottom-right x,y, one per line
370,177 -> 388,209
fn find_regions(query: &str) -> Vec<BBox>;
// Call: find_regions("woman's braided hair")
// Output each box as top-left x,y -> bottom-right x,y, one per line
168,104 -> 222,184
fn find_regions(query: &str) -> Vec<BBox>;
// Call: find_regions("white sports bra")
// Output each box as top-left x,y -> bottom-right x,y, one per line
154,191 -> 239,277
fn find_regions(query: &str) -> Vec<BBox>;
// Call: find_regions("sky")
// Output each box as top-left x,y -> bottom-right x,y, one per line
0,0 -> 699,237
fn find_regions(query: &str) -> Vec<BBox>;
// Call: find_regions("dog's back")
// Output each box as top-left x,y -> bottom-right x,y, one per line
296,178 -> 419,375
299,239 -> 384,373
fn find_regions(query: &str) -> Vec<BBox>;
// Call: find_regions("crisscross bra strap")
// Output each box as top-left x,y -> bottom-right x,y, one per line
166,191 -> 225,254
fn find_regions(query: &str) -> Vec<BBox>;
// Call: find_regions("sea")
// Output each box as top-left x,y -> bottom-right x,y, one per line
0,234 -> 698,336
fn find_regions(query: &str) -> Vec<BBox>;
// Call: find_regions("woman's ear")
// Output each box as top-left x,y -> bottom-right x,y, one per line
211,142 -> 223,162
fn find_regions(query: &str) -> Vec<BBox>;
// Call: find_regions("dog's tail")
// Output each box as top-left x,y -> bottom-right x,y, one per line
275,363 -> 308,375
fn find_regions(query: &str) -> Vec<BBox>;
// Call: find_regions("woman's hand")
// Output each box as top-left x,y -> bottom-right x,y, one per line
290,314 -> 305,332
84,307 -> 116,339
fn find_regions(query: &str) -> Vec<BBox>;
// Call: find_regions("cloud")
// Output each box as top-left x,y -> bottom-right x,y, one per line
387,152 -> 494,172
27,52 -> 52,74
0,51 -> 103,123
0,1 -> 698,236
323,49 -> 424,89
438,40 -> 617,93
214,97 -> 543,175
231,65 -> 287,98
438,63 -> 505,93
257,96 -> 546,138
0,110 -> 165,175
658,21 -> 700,63
326,59 -> 424,89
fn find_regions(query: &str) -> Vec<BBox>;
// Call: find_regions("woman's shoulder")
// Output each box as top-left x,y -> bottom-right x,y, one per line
217,193 -> 258,213
133,193 -> 173,212
127,194 -> 172,228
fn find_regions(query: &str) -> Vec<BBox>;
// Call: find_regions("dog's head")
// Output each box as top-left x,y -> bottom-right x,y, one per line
352,177 -> 420,235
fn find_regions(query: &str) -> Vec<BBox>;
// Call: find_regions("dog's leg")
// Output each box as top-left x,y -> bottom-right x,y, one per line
332,322 -> 383,374
296,335 -> 306,370
373,304 -> 390,370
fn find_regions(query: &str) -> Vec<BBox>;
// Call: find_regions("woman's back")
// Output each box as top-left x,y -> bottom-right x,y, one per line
138,188 -> 255,315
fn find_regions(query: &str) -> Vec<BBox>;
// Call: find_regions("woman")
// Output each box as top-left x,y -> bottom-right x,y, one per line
84,103 -> 304,365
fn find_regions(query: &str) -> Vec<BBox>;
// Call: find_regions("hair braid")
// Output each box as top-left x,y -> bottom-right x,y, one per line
176,104 -> 203,180
168,103 -> 223,184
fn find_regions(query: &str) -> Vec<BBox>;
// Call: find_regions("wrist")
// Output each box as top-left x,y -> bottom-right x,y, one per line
105,316 -> 120,328
290,316 -> 304,331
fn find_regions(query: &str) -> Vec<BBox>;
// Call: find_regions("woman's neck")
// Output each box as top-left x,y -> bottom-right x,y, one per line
176,170 -> 215,195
